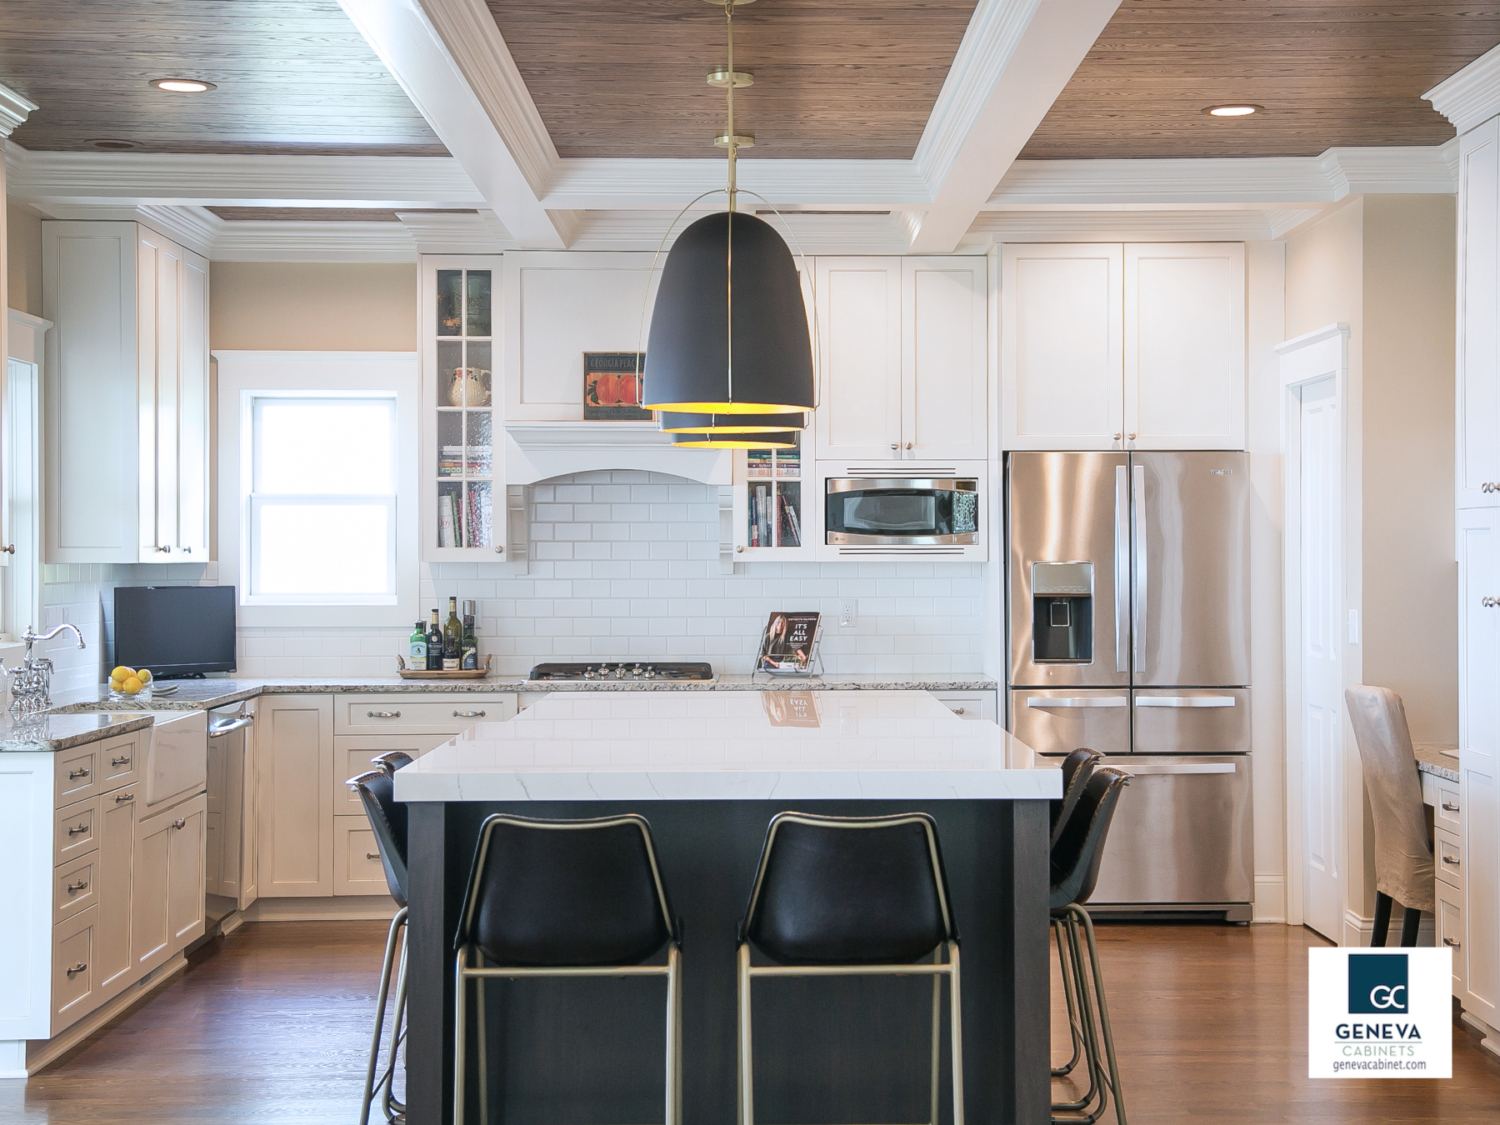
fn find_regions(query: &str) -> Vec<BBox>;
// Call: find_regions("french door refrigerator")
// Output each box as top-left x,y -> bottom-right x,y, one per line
1006,451 -> 1254,919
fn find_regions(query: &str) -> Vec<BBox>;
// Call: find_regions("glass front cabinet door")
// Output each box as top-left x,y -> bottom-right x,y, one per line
421,256 -> 505,560
733,431 -> 816,558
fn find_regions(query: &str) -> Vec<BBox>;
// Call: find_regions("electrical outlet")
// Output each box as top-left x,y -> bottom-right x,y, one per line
839,600 -> 857,628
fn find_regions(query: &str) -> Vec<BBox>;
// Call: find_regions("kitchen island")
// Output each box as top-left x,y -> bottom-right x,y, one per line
394,690 -> 1057,1125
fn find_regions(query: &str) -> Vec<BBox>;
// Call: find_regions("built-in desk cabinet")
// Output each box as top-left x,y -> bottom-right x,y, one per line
814,256 -> 988,461
1001,242 -> 1246,452
41,220 -> 210,563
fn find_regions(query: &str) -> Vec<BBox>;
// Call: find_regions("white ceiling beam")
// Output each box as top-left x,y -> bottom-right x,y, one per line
542,158 -> 930,211
0,80 -> 38,138
337,0 -> 566,248
1425,41 -> 1500,136
905,0 -> 1123,254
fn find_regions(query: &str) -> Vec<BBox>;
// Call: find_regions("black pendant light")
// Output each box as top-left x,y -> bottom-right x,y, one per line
641,0 -> 815,426
670,431 -> 797,449
658,409 -> 805,434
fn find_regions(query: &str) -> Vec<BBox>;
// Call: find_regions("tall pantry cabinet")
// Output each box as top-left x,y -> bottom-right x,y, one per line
42,221 -> 210,563
1456,113 -> 1500,1053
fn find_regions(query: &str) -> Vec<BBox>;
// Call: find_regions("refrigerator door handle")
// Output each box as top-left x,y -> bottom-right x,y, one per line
1121,762 -> 1238,775
1114,465 -> 1129,673
1132,463 -> 1147,674
1135,696 -> 1238,709
1025,697 -> 1128,709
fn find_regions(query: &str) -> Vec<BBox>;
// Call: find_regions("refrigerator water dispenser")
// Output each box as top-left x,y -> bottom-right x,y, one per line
1032,561 -> 1093,662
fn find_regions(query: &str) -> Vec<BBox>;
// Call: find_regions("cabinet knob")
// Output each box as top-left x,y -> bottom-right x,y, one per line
890,442 -> 899,452
366,852 -> 382,861
1112,433 -> 1122,441
736,545 -> 745,553
0,544 -> 14,555
1127,433 -> 1136,440
905,442 -> 913,450
180,546 -> 192,554
952,706 -> 965,715
172,818 -> 186,830
495,545 -> 504,554
155,545 -> 171,553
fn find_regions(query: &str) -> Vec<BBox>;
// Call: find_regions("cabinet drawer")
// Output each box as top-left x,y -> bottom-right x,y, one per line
98,730 -> 144,790
54,851 -> 98,924
1436,828 -> 1463,889
1436,880 -> 1465,996
53,905 -> 100,1028
334,815 -> 390,896
55,745 -> 100,807
55,797 -> 98,865
334,693 -> 516,735
1434,778 -> 1462,831
930,690 -> 996,721
334,734 -> 447,814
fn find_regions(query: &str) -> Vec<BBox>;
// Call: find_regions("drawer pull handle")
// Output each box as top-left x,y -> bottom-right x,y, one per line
366,852 -> 381,861
1442,801 -> 1460,812
172,818 -> 186,830
1444,937 -> 1462,948
115,792 -> 134,803
951,707 -> 965,715
367,711 -> 401,719
67,824 -> 90,836
65,963 -> 87,977
111,756 -> 131,767
66,879 -> 88,894
1443,855 -> 1461,867
453,710 -> 486,719
68,767 -> 90,780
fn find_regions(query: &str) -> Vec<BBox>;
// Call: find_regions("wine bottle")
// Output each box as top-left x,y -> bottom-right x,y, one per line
443,596 -> 462,671
409,621 -> 428,668
427,610 -> 443,671
461,600 -> 479,671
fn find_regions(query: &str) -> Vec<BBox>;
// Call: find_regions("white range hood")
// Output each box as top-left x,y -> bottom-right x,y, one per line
504,422 -> 732,485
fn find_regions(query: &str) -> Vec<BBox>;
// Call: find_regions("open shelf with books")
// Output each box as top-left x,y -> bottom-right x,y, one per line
421,255 -> 506,559
734,433 -> 816,558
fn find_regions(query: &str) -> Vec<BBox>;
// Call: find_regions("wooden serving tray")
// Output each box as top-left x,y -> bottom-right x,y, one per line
396,654 -> 493,680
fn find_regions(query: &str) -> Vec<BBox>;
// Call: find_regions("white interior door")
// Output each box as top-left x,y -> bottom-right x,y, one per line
1296,374 -> 1344,940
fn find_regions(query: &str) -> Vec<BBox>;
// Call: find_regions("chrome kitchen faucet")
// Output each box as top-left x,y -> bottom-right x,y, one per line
2,624 -> 86,714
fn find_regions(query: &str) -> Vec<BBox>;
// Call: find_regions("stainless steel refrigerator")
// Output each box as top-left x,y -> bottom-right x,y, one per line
1005,451 -> 1253,919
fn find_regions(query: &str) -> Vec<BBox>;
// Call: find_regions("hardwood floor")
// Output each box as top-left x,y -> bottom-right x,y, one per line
2,920 -> 1498,1123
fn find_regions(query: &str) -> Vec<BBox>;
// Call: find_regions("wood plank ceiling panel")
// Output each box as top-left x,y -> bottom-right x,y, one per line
0,0 -> 447,155
487,0 -> 978,160
1021,1 -> 1500,159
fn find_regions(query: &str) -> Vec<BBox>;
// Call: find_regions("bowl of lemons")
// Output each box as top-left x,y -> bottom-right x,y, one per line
108,665 -> 154,700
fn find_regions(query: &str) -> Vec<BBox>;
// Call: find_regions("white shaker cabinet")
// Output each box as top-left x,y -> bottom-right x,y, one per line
815,257 -> 987,460
131,794 -> 207,978
1002,242 -> 1245,451
1458,118 -> 1500,508
42,221 -> 210,563
1458,507 -> 1500,1030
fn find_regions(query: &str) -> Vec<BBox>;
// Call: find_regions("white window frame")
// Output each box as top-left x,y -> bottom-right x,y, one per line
216,351 -> 419,628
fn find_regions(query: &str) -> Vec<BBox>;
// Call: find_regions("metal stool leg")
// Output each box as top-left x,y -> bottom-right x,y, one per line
666,944 -> 683,1125
947,942 -> 965,1125
1072,905 -> 1126,1125
362,907 -> 407,1125
738,943 -> 755,1125
1052,918 -> 1085,1078
377,935 -> 409,1122
454,948 -> 470,1125
1053,913 -> 1103,1118
929,970 -> 942,1125
476,976 -> 489,1125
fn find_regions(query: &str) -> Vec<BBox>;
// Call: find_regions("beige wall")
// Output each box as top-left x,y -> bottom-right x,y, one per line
6,199 -> 42,318
1360,195 -> 1458,744
209,262 -> 417,352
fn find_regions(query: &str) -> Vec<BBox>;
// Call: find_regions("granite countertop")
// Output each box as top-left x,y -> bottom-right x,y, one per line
0,710 -> 155,753
394,689 -> 1054,803
1414,742 -> 1460,783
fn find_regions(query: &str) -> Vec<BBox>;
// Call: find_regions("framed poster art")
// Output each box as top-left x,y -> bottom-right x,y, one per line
584,352 -> 653,421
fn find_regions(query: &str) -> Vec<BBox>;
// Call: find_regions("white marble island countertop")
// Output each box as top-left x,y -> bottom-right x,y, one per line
395,689 -> 1056,803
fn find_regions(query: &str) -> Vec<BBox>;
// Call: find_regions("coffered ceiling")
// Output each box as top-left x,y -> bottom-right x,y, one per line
1021,0 -> 1500,159
0,0 -> 446,155
486,0 -> 978,160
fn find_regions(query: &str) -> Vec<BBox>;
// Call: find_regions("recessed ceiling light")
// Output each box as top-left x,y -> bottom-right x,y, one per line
89,139 -> 142,151
150,78 -> 215,93
1204,104 -> 1261,117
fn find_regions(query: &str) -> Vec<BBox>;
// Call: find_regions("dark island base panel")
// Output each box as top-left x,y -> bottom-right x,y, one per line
405,799 -> 1051,1125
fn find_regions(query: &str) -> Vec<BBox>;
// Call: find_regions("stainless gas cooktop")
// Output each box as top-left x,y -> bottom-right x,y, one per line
527,662 -> 715,682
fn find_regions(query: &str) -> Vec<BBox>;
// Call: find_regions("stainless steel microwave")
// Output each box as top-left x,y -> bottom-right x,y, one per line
825,478 -> 980,545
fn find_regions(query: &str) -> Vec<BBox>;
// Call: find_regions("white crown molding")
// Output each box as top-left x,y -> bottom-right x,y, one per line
567,209 -> 915,255
416,0 -> 557,193
336,0 -> 565,247
0,81 -> 38,138
1425,42 -> 1500,136
9,149 -> 484,208
968,208 -> 1304,243
988,144 -> 1456,207
397,209 -> 517,253
135,205 -> 219,257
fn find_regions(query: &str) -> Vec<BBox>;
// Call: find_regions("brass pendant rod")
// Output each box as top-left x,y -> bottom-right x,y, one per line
725,0 -> 736,212
724,0 -> 735,403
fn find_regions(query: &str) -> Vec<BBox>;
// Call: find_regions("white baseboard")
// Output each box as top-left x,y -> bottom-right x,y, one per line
0,1039 -> 26,1079
241,895 -> 397,922
23,954 -> 188,1076
1460,1011 -> 1500,1058
1342,907 -> 1437,948
1252,875 -> 1286,923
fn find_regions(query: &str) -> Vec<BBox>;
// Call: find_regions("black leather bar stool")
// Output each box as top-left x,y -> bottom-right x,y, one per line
1050,769 -> 1129,1125
347,769 -> 411,1125
371,750 -> 415,777
1049,748 -> 1101,1080
453,813 -> 683,1125
736,811 -> 963,1125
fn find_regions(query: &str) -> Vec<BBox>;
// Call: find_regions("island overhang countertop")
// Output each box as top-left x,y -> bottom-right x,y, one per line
394,689 -> 1058,803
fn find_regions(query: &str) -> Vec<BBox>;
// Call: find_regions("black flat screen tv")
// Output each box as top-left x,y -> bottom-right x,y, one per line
114,586 -> 237,678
